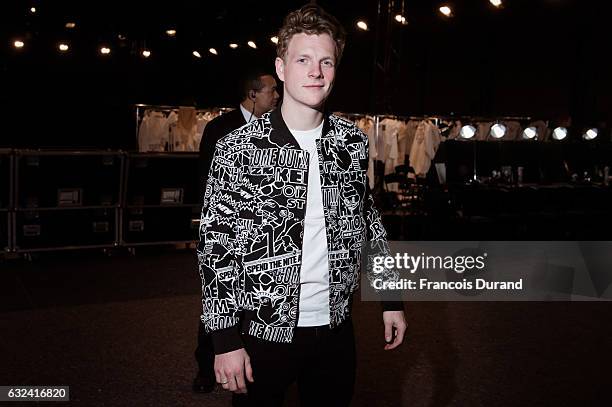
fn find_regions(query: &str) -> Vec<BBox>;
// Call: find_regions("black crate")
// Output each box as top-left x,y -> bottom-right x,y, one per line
15,208 -> 117,251
122,206 -> 199,244
124,154 -> 200,206
1,211 -> 8,251
16,152 -> 123,208
0,150 -> 11,209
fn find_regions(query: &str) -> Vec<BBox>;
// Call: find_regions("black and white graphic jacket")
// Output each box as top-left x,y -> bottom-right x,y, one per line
198,108 -> 400,354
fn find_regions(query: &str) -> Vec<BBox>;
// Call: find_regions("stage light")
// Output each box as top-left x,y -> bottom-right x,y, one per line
117,34 -> 126,41
439,6 -> 453,17
58,43 -> 69,52
490,123 -> 507,139
522,127 -> 537,140
209,48 -> 218,55
30,7 -> 36,13
142,49 -> 151,58
14,40 -> 25,49
100,46 -> 111,55
247,41 -> 257,49
357,21 -> 368,31
460,125 -> 476,139
270,36 -> 279,44
490,0 -> 503,7
583,128 -> 598,141
395,14 -> 407,24
65,22 -> 76,29
229,43 -> 238,49
166,29 -> 176,37
192,51 -> 201,58
552,127 -> 568,141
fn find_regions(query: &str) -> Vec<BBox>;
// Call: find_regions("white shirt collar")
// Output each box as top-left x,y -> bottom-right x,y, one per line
240,103 -> 256,124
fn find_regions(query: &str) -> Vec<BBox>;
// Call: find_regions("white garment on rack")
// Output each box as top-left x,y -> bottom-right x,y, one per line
138,110 -> 172,152
409,120 -> 441,177
398,120 -> 419,166
378,118 -> 402,175
170,123 -> 198,151
448,120 -> 463,140
476,122 -> 493,141
170,107 -> 198,151
503,121 -> 522,141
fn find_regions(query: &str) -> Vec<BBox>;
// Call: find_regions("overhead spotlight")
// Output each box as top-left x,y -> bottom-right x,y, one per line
394,14 -> 407,24
552,127 -> 568,141
192,50 -> 202,58
270,36 -> 279,44
100,46 -> 111,55
490,123 -> 507,139
522,126 -> 537,140
209,48 -> 218,55
117,34 -> 127,41
247,41 -> 257,49
356,21 -> 368,31
58,43 -> 69,52
166,29 -> 176,37
30,7 -> 36,13
65,22 -> 76,29
583,128 -> 598,141
460,125 -> 476,139
14,40 -> 25,49
439,6 -> 453,17
229,43 -> 238,49
142,49 -> 151,58
489,0 -> 503,8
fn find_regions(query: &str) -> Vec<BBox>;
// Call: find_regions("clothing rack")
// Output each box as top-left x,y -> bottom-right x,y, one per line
134,104 -> 233,144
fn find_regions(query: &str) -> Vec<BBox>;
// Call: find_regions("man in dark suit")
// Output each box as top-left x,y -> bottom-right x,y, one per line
198,72 -> 280,200
193,71 -> 279,393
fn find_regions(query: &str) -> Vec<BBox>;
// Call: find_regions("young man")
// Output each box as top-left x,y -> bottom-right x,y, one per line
197,5 -> 406,406
194,71 -> 278,393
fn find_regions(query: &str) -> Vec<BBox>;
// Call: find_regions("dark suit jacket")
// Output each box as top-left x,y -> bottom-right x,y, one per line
198,107 -> 247,202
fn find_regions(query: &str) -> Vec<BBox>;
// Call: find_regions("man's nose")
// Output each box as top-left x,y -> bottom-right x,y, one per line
308,64 -> 322,78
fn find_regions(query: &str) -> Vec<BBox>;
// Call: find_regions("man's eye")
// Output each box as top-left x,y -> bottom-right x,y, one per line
297,58 -> 306,63
323,60 -> 334,67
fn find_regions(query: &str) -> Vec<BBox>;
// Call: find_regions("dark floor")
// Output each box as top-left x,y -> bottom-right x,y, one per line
1,248 -> 610,406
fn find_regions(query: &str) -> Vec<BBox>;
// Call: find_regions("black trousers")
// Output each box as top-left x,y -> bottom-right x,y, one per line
198,322 -> 249,404
194,322 -> 215,378
232,319 -> 356,407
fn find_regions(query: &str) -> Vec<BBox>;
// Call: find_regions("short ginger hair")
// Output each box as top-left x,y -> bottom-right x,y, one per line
276,4 -> 347,64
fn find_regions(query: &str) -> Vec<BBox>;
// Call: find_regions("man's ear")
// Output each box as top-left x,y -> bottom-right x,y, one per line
275,57 -> 285,82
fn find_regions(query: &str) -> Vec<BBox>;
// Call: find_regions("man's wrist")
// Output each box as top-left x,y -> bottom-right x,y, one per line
382,301 -> 404,312
211,325 -> 244,355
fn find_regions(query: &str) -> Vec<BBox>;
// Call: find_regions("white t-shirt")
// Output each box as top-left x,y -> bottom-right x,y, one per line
289,121 -> 330,327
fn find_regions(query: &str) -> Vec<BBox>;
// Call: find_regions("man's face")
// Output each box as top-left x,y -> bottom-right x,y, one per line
275,33 -> 336,110
254,75 -> 279,115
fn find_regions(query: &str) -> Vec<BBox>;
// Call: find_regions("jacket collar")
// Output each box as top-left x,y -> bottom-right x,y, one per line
268,105 -> 333,149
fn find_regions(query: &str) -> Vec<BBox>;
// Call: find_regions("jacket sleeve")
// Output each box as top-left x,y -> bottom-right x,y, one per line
198,120 -> 220,204
362,134 -> 404,312
197,139 -> 244,354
